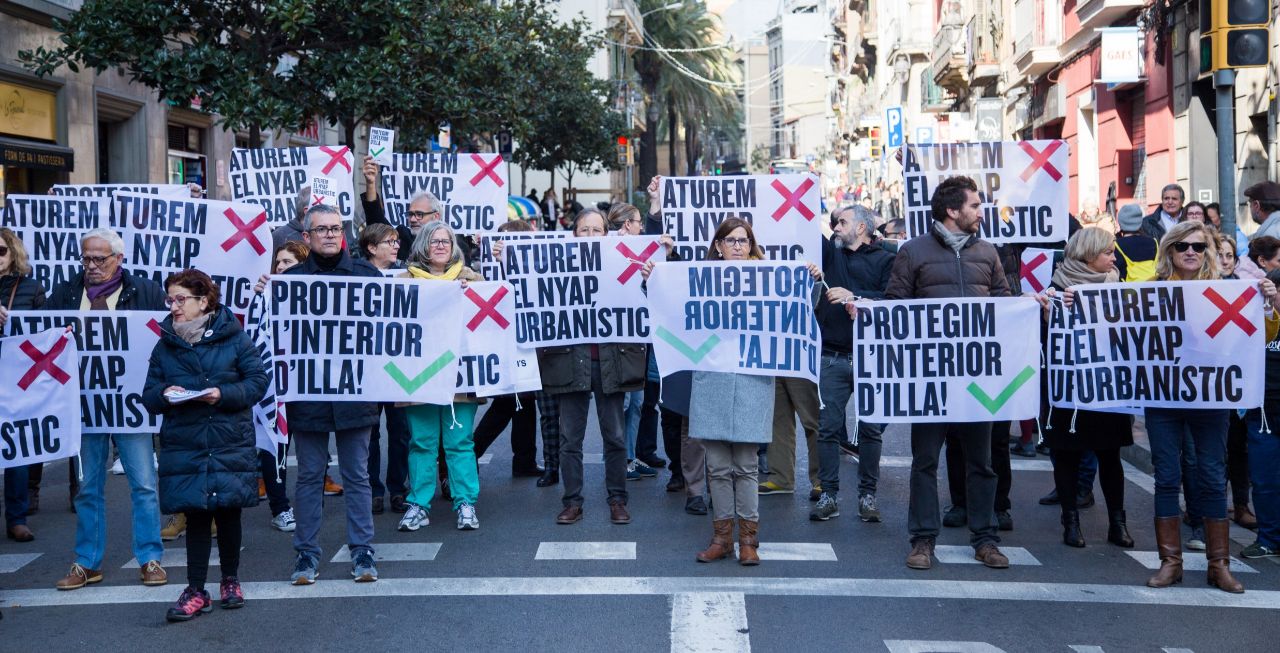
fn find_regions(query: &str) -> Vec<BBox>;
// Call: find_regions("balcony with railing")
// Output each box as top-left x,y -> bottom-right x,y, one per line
968,14 -> 1000,84
1076,0 -> 1144,33
1013,0 -> 1061,78
930,16 -> 969,92
921,74 -> 955,114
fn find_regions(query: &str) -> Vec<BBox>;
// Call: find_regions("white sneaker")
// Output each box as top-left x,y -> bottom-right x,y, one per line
457,503 -> 479,530
398,504 -> 429,532
110,458 -> 125,475
271,508 -> 296,532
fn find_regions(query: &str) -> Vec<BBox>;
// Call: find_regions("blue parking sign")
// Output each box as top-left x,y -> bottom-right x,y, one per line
885,106 -> 904,148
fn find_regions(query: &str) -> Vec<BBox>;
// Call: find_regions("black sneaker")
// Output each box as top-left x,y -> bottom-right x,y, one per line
684,496 -> 708,515
996,509 -> 1013,531
809,493 -> 839,521
942,505 -> 967,528
839,441 -> 859,457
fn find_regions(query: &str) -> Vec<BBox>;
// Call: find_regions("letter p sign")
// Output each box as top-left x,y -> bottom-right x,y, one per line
886,106 -> 904,148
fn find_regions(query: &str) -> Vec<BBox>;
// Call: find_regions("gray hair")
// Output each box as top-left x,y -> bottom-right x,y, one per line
81,227 -> 124,255
572,207 -> 606,232
302,204 -> 341,232
1161,183 -> 1185,201
294,186 -> 311,220
849,205 -> 879,236
408,191 -> 443,215
408,220 -> 461,268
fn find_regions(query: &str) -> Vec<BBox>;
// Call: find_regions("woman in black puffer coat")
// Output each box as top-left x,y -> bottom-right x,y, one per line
142,269 -> 267,622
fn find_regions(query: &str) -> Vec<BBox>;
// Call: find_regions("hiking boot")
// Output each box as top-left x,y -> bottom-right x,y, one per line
323,475 -> 344,496
351,549 -> 378,582
398,504 -> 429,532
696,519 -> 735,563
809,493 -> 839,521
165,586 -> 212,622
1235,504 -> 1259,530
942,505 -> 966,528
906,540 -> 934,570
290,553 -> 319,585
271,508 -> 296,532
161,513 -> 187,541
858,494 -> 881,523
737,519 -> 760,566
609,502 -> 632,525
219,576 -> 245,609
140,560 -> 168,586
457,502 -> 479,530
974,544 -> 1009,569
55,563 -> 102,590
556,505 -> 584,524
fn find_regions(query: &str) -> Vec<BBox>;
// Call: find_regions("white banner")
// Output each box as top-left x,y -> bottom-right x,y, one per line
474,230 -> 569,281
268,275 -> 464,404
229,146 -> 356,227
0,328 -> 81,468
1,194 -> 112,290
658,174 -> 822,262
5,311 -> 165,434
455,281 -> 542,397
505,235 -> 658,347
1047,280 -> 1264,410
243,293 -> 287,455
902,140 -> 1069,244
51,184 -> 191,200
378,153 -> 508,234
1019,247 -> 1058,294
113,192 -> 272,316
369,127 -> 395,166
852,298 -> 1041,422
648,260 -> 820,382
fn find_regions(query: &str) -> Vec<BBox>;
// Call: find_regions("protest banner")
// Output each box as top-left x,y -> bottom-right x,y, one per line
5,310 -> 166,434
647,260 -> 820,382
243,293 -> 288,456
455,281 -> 542,397
268,275 -> 464,404
902,140 -> 1069,244
504,235 -> 659,347
113,192 -> 272,316
658,174 -> 821,262
1047,280 -> 1264,410
377,152 -> 508,234
1,194 -> 111,290
51,184 -> 192,200
0,328 -> 81,468
369,127 -> 395,166
474,230 -> 569,281
1019,247 -> 1059,294
852,297 -> 1041,422
228,146 -> 356,227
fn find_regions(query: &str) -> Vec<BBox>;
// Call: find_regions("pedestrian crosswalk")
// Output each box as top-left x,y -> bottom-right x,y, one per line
535,542 -> 636,560
933,545 -> 1042,566
0,553 -> 41,573
1125,551 -> 1257,574
329,543 -> 441,563
122,547 -> 239,568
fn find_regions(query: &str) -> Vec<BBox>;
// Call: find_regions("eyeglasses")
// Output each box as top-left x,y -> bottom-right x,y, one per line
884,231 -> 905,239
309,225 -> 343,236
380,239 -> 401,247
80,255 -> 116,267
408,210 -> 439,220
625,217 -> 642,225
164,294 -> 204,308
720,237 -> 751,249
1171,241 -> 1208,253
0,245 -> 8,257
429,239 -> 453,248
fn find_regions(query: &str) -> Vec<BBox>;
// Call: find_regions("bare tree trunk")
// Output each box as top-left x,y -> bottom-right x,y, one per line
684,118 -> 698,176
667,94 -> 678,176
249,125 -> 262,148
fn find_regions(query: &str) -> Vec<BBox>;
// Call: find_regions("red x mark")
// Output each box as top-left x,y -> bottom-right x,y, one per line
469,154 -> 504,187
318,146 -> 352,175
1020,252 -> 1048,293
311,193 -> 325,207
17,337 -> 70,390
770,178 -> 816,221
1018,141 -> 1064,182
146,319 -> 163,337
1204,286 -> 1258,338
465,286 -> 510,331
616,241 -> 661,284
221,208 -> 268,256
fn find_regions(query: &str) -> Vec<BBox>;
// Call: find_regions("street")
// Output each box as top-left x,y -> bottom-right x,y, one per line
2,409 -> 1276,652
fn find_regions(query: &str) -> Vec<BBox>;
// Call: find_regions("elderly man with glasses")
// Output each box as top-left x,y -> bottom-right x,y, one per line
45,227 -> 168,591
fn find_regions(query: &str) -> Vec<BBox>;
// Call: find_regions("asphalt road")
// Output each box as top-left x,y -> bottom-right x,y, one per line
2,407 -> 1277,652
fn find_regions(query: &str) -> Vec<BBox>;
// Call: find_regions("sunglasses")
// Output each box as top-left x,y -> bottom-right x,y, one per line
0,245 -> 8,257
1171,241 -> 1208,253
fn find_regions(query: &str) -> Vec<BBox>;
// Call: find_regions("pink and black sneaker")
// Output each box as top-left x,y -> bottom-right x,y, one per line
165,586 -> 212,622
219,576 -> 245,609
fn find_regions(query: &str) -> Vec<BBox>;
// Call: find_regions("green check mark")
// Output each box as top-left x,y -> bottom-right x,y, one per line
384,351 -> 456,394
655,327 -> 720,363
371,146 -> 385,158
966,365 -> 1036,415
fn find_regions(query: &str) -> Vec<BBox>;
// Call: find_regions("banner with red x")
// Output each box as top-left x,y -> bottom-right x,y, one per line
1019,248 -> 1057,294
454,282 -> 540,396
615,241 -> 661,285
1204,286 -> 1258,338
227,146 -> 356,227
377,152 -> 508,236
0,327 -> 82,468
465,286 -> 511,331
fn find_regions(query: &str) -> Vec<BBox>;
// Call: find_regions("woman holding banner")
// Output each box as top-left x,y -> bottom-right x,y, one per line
1140,221 -> 1277,594
142,269 -> 268,621
397,221 -> 485,532
0,227 -> 46,542
1042,228 -> 1134,550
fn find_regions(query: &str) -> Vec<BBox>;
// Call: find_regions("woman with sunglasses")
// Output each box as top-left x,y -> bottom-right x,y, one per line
0,228 -> 46,542
1144,221 -> 1278,594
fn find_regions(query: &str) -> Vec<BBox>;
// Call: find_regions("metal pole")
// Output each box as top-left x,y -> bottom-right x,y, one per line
1215,69 -> 1237,237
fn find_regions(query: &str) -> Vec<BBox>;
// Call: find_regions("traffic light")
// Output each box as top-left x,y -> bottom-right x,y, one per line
868,127 -> 882,159
1200,0 -> 1270,72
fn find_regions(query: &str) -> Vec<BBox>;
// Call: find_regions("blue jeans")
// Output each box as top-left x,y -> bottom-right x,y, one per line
1144,408 -> 1228,520
75,433 -> 163,569
4,465 -> 29,527
817,352 -> 882,498
1246,410 -> 1280,548
623,389 -> 643,459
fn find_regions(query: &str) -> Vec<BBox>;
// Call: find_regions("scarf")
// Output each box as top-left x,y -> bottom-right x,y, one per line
86,268 -> 124,310
1051,256 -> 1119,289
312,250 -> 344,272
932,221 -> 970,253
173,312 -> 213,345
407,260 -> 463,280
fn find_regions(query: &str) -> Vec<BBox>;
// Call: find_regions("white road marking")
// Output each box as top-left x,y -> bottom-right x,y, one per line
933,545 -> 1041,566
877,456 -> 1051,472
731,542 -> 837,561
885,642 -> 1006,653
329,543 -> 441,563
535,542 -> 636,560
5,575 -> 1279,610
122,547 -> 239,569
1124,551 -> 1257,574
669,592 -> 750,653
478,453 -> 493,465
0,553 -> 41,574
1068,647 -> 1106,653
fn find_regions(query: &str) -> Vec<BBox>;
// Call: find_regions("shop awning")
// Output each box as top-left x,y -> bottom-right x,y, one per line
0,136 -> 74,172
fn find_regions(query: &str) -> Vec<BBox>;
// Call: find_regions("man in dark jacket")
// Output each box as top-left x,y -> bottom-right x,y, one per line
885,175 -> 1013,572
272,204 -> 384,585
360,155 -> 445,263
46,227 -> 169,591
1138,183 -> 1185,240
811,205 -> 895,524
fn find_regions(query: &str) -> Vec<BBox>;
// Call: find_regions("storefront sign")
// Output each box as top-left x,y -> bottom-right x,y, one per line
1099,27 -> 1143,85
0,82 -> 57,142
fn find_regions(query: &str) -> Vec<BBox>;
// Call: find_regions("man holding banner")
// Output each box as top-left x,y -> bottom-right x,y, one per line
45,228 -> 168,590
885,176 -> 1014,571
362,155 -> 440,263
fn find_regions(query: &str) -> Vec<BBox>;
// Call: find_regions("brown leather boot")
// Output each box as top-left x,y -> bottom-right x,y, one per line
1234,504 -> 1258,529
696,519 -> 735,563
1206,518 -> 1244,593
1147,516 -> 1183,588
738,519 -> 761,566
